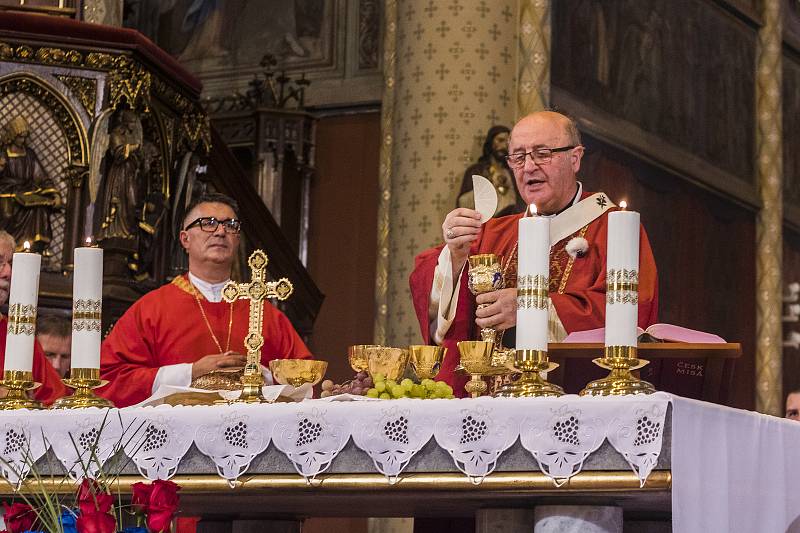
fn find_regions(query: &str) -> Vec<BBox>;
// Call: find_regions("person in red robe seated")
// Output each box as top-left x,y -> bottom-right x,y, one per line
409,111 -> 658,394
0,230 -> 66,404
99,193 -> 311,407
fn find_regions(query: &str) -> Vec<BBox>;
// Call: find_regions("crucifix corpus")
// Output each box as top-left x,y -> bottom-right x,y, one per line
221,249 -> 294,403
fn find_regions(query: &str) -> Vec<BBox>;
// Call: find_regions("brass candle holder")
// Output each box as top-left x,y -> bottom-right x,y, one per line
408,345 -> 446,380
0,370 -> 43,410
467,254 -> 504,344
457,340 -> 495,398
580,346 -> 656,396
495,349 -> 564,397
52,368 -> 114,409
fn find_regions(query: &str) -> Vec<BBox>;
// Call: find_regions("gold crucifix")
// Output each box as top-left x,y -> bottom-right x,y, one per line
221,249 -> 294,403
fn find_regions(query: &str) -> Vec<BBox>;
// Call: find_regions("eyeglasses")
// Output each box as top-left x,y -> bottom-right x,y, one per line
184,217 -> 242,234
505,145 -> 576,168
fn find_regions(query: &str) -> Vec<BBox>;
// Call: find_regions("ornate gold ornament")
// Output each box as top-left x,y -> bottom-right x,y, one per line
107,56 -> 151,112
52,367 -> 114,409
0,370 -> 43,410
517,274 -> 549,310
8,304 -> 36,336
55,74 -> 97,115
72,299 -> 101,332
606,269 -> 639,304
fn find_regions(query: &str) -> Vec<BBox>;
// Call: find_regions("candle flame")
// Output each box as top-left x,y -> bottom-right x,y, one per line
85,237 -> 92,245
529,204 -> 538,215
619,200 -> 627,210
22,241 -> 30,251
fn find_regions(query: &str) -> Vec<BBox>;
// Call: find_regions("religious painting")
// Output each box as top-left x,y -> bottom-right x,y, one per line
552,0 -> 756,185
123,0 -> 336,74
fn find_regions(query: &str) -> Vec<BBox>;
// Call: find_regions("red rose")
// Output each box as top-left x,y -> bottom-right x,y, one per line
76,510 -> 116,533
130,481 -> 153,514
76,479 -> 113,515
145,480 -> 180,533
2,502 -> 36,533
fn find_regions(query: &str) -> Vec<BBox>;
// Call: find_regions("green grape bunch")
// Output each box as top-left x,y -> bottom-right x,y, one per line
366,375 -> 455,399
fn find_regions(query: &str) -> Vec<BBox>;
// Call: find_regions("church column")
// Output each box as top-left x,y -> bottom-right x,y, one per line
377,0 -> 520,347
755,0 -> 784,415
516,0 -> 550,117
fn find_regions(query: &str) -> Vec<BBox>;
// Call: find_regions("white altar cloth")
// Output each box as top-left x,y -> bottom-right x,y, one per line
0,394 -> 668,488
671,396 -> 800,533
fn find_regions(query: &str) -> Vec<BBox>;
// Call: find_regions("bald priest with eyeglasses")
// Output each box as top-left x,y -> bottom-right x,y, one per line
409,111 -> 659,393
99,193 -> 311,407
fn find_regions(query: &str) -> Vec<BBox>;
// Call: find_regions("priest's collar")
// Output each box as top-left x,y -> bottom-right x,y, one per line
188,272 -> 231,303
539,182 -> 582,218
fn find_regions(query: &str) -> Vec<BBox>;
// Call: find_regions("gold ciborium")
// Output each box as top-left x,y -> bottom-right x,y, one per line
269,360 -> 328,388
52,368 -> 114,409
348,344 -> 380,373
457,340 -> 495,398
580,346 -> 655,396
408,345 -> 446,380
467,254 -> 504,344
365,346 -> 409,382
0,370 -> 43,410
494,349 -> 564,397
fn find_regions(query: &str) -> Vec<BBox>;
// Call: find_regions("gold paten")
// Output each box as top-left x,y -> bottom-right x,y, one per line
221,250 -> 294,404
270,360 -> 328,388
0,470 -> 671,495
495,349 -> 564,398
52,367 -> 114,409
580,345 -> 656,396
0,370 -> 43,410
365,346 -> 409,382
408,345 -> 445,380
457,340 -> 495,398
347,344 -> 379,373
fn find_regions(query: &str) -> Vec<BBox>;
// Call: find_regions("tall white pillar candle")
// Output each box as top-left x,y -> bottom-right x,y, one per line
517,207 -> 551,351
71,246 -> 103,369
5,249 -> 41,372
605,207 -> 640,348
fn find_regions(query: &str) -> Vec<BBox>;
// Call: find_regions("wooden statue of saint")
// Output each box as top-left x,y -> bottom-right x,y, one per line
456,125 -> 524,217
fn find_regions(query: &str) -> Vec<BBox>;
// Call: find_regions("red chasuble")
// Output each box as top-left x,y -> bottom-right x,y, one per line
0,316 -> 67,405
99,274 -> 311,407
409,191 -> 658,394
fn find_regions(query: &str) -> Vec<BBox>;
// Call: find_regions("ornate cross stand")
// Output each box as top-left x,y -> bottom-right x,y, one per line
221,250 -> 294,403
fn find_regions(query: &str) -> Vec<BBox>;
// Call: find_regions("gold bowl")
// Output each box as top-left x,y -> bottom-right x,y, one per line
408,345 -> 446,380
365,346 -> 409,381
191,369 -> 245,391
269,359 -> 328,388
348,344 -> 380,373
457,341 -> 496,374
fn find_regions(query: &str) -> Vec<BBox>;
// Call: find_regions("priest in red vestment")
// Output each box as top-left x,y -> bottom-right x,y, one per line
100,193 -> 311,407
409,111 -> 658,393
0,231 -> 66,404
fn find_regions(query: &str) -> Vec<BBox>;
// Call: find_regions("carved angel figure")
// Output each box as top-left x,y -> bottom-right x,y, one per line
0,116 -> 62,253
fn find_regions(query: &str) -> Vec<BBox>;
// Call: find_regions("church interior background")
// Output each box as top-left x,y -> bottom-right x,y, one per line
0,0 -> 798,531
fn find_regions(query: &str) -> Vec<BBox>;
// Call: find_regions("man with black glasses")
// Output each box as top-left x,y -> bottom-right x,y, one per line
410,111 -> 658,393
100,193 -> 310,406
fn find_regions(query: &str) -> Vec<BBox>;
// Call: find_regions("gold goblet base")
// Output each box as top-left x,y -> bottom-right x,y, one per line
580,347 -> 656,396
0,370 -> 43,410
229,370 -> 269,404
53,368 -> 114,409
465,374 -> 488,398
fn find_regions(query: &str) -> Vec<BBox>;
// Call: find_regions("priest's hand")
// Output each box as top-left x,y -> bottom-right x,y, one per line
191,351 -> 248,379
474,288 -> 517,330
442,207 -> 482,276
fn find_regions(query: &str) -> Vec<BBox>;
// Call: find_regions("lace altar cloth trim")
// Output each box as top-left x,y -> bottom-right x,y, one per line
0,394 -> 669,487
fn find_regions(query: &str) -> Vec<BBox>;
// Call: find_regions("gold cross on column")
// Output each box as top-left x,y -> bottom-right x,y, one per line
221,249 -> 294,403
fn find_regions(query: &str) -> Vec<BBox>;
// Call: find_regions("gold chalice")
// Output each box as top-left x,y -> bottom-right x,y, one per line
348,344 -> 380,373
365,346 -> 409,382
467,254 -> 504,344
457,340 -> 495,398
495,349 -> 564,397
408,345 -> 446,380
269,360 -> 328,388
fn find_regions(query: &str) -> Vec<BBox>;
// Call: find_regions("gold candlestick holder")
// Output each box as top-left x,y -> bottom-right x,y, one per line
495,349 -> 564,397
0,370 -> 43,410
467,254 -> 504,344
580,346 -> 656,396
52,368 -> 114,409
457,340 -> 495,398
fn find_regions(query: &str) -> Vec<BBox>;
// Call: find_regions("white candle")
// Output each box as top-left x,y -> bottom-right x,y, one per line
71,245 -> 103,369
5,250 -> 42,372
605,206 -> 640,348
516,205 -> 550,351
